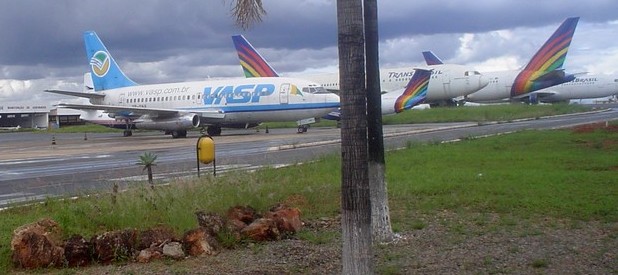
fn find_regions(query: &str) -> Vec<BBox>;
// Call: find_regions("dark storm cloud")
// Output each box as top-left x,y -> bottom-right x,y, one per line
1,0 -> 618,103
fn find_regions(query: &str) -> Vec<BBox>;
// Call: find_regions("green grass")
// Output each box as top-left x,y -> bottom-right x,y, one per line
387,129 -> 617,225
1,110 -> 615,272
382,103 -> 591,124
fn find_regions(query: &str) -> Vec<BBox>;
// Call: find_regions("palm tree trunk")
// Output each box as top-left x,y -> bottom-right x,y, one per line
147,167 -> 154,189
364,0 -> 394,244
337,0 -> 373,273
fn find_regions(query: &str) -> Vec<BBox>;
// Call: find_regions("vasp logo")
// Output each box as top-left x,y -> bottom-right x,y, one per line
90,51 -> 110,77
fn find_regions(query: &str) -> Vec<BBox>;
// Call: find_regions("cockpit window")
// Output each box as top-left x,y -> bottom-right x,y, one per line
464,71 -> 481,76
302,85 -> 330,94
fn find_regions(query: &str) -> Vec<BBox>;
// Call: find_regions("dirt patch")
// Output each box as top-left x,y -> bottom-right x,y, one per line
572,122 -> 618,133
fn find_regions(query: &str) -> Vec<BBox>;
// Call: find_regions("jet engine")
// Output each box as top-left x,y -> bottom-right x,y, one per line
135,114 -> 200,130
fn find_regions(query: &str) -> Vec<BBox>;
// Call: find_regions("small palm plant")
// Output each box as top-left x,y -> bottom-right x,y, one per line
138,152 -> 158,189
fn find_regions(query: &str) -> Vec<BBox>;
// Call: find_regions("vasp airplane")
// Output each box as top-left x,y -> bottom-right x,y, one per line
232,35 -> 489,108
46,31 -> 340,137
424,17 -> 580,104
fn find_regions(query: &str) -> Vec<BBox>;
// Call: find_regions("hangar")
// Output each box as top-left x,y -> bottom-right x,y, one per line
0,103 -> 84,129
0,103 -> 49,129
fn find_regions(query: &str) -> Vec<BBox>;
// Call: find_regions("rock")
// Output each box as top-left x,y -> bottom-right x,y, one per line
137,226 -> 177,250
162,241 -> 185,260
182,227 -> 218,256
265,204 -> 303,234
195,211 -> 226,235
136,247 -> 163,263
91,229 -> 138,264
12,218 -> 63,247
241,218 -> 281,241
64,235 -> 91,267
227,205 -> 259,225
11,218 -> 64,269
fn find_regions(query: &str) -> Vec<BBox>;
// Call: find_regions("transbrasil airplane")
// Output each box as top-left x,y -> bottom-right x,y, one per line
527,74 -> 618,103
45,31 -> 340,137
232,34 -> 440,119
232,35 -> 489,108
424,17 -> 580,104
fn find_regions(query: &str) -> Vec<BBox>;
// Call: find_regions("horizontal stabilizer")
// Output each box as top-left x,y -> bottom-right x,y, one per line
44,89 -> 105,100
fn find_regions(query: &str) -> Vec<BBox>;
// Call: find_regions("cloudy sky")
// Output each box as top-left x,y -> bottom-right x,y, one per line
1,0 -> 618,105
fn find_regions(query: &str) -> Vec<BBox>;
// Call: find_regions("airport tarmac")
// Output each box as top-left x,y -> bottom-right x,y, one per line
0,122 -> 472,161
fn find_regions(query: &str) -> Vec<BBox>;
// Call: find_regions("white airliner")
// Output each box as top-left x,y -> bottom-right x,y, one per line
45,31 -> 340,137
423,17 -> 580,104
232,35 -> 489,108
528,74 -> 618,103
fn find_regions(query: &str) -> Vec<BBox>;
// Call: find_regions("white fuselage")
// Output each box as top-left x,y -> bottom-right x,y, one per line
299,64 -> 488,101
464,70 -> 522,103
534,75 -> 618,103
93,77 -> 340,126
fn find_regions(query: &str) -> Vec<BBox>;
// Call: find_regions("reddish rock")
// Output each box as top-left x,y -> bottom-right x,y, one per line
11,218 -> 65,269
265,204 -> 303,233
227,218 -> 248,232
195,211 -> 226,235
64,235 -> 91,267
11,231 -> 64,269
137,226 -> 177,250
12,218 -> 63,247
182,227 -> 218,256
136,247 -> 163,263
226,205 -> 259,225
241,218 -> 280,241
91,229 -> 138,264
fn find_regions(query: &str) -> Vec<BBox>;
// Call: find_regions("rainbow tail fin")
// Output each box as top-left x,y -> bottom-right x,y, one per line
83,31 -> 137,91
393,69 -> 432,113
511,17 -> 579,97
422,51 -> 444,65
232,35 -> 279,78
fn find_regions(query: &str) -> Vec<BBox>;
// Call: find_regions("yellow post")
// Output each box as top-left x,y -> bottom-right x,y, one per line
196,135 -> 216,177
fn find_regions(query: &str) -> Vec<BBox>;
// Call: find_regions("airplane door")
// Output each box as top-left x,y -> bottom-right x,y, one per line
119,93 -> 125,104
440,71 -> 450,99
193,92 -> 201,104
279,83 -> 290,104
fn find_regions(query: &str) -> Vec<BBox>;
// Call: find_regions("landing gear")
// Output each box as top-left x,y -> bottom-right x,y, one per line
123,119 -> 133,137
171,130 -> 187,138
206,126 -> 222,136
297,125 -> 309,134
296,118 -> 315,134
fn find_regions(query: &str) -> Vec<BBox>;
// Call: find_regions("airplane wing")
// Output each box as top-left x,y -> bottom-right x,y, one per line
44,89 -> 105,100
527,91 -> 557,98
57,103 -> 226,119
